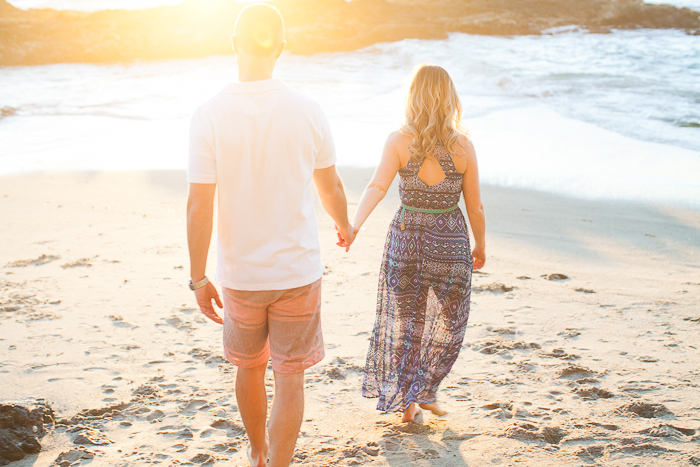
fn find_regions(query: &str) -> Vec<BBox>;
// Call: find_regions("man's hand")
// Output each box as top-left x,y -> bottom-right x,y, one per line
194,281 -> 223,324
335,223 -> 355,252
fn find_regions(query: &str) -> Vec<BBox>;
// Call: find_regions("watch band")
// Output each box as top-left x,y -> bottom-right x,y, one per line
189,276 -> 209,291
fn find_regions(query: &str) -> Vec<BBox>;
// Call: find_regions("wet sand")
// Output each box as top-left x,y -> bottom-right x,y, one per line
1,168 -> 699,466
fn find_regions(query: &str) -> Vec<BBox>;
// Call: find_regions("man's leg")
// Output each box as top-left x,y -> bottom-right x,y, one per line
266,279 -> 324,466
268,370 -> 305,467
236,363 -> 269,467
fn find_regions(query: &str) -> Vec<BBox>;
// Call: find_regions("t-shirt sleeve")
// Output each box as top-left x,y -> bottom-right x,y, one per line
314,109 -> 337,170
188,107 -> 217,184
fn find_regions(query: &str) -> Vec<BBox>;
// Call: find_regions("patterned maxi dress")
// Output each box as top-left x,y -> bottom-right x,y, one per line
362,144 -> 472,412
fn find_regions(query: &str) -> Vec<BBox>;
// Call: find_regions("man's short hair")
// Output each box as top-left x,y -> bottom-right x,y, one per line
234,3 -> 285,58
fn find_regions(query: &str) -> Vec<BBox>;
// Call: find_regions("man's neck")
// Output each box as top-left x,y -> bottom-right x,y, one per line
238,68 -> 274,82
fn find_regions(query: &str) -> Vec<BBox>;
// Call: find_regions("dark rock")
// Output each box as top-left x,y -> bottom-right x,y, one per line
0,0 -> 698,66
0,402 -> 53,464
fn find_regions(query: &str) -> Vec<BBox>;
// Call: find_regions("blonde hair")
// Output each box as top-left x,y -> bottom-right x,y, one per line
402,64 -> 466,162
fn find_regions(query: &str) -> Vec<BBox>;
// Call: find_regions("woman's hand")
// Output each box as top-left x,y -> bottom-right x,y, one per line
472,245 -> 486,270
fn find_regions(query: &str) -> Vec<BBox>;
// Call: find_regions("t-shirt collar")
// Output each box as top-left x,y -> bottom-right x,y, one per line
224,78 -> 287,94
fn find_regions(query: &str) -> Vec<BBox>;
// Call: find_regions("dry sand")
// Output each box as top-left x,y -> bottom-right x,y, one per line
1,168 -> 699,466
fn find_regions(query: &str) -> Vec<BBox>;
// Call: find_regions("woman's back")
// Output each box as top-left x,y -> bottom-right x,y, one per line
393,131 -> 469,210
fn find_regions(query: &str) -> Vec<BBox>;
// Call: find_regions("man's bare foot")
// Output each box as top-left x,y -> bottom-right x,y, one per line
402,402 -> 422,422
419,402 -> 447,416
247,441 -> 268,467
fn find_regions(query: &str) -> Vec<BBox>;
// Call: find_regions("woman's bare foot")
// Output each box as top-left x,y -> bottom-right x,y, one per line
419,402 -> 447,416
402,402 -> 422,422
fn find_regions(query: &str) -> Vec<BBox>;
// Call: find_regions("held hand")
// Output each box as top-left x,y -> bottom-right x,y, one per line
472,246 -> 486,270
334,222 -> 356,252
194,281 -> 223,324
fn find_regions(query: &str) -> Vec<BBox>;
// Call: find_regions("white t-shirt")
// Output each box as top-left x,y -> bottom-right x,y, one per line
188,78 -> 336,291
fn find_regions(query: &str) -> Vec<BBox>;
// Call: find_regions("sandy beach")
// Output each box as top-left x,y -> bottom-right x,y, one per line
1,168 -> 699,466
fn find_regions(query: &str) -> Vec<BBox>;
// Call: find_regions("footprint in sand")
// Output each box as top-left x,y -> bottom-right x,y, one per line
473,283 -> 515,293
538,348 -> 580,360
557,328 -> 581,338
61,257 -> 94,269
156,426 -> 194,439
482,401 -> 514,420
486,326 -> 516,335
211,441 -> 241,453
210,419 -> 245,437
178,399 -> 211,416
5,254 -> 60,267
556,364 -> 598,380
638,424 -> 696,440
107,315 -> 138,329
541,273 -> 569,281
473,338 -> 540,355
572,387 -> 614,400
157,315 -> 195,332
612,402 -> 674,419
502,423 -> 568,445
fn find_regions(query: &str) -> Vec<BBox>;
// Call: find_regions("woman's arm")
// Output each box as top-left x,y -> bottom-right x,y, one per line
461,139 -> 486,270
351,132 -> 403,232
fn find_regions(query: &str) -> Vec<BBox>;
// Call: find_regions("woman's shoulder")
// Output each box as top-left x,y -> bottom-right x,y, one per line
385,130 -> 413,167
455,134 -> 475,156
386,129 -> 412,146
449,134 -> 476,174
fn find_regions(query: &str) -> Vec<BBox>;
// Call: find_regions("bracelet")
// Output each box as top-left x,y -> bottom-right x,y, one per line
189,276 -> 209,291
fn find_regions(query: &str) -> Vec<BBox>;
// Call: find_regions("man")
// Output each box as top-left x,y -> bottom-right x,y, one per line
186,4 -> 354,466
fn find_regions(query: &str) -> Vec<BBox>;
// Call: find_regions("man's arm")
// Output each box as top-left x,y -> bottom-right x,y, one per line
313,165 -> 355,251
187,183 -> 223,324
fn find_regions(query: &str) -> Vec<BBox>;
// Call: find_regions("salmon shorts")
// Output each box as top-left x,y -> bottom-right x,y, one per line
222,279 -> 324,374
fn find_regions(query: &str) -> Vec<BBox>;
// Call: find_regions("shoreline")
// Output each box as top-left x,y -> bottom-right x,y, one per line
1,169 -> 699,465
2,104 -> 698,209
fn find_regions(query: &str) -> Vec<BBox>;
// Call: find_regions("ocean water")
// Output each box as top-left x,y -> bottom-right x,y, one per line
1,30 -> 699,207
6,0 -> 700,12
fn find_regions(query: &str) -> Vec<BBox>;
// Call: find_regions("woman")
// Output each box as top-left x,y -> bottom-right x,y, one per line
351,64 -> 486,422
